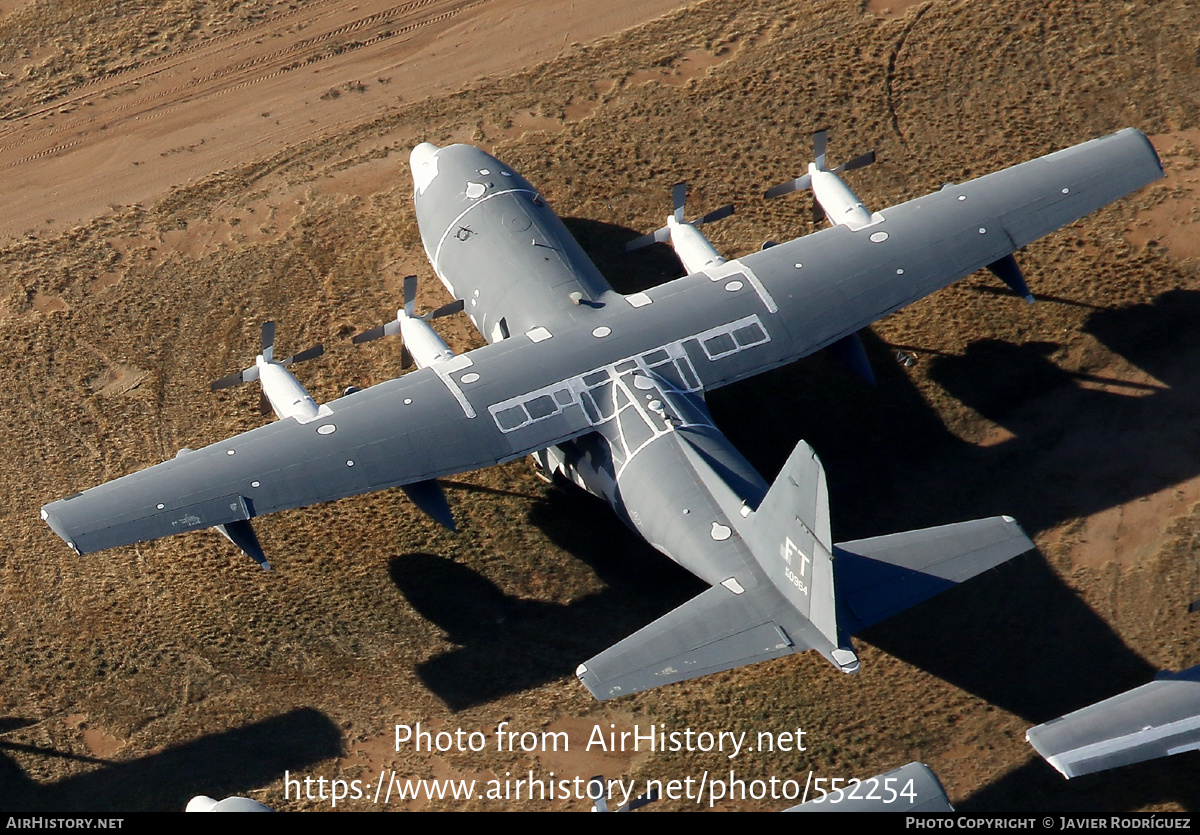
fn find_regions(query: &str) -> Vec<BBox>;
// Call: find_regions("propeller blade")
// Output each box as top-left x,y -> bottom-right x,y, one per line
671,182 -> 687,223
284,344 -> 324,365
625,226 -> 670,252
352,324 -> 388,345
588,777 -> 608,813
840,150 -> 876,172
403,275 -> 418,318
400,343 -> 414,370
813,129 -> 828,169
210,370 -> 246,391
696,203 -> 734,227
261,321 -> 276,354
259,390 -> 271,416
624,787 -> 660,812
424,298 -> 465,320
764,173 -> 811,200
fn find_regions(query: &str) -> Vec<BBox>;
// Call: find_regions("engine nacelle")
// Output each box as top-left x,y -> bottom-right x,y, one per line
257,357 -> 319,422
810,165 -> 873,230
666,216 -> 726,275
398,314 -> 455,368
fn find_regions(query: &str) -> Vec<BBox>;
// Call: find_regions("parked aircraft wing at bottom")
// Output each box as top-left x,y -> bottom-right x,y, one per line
576,439 -> 1034,700
785,761 -> 954,812
186,795 -> 274,812
1026,665 -> 1200,778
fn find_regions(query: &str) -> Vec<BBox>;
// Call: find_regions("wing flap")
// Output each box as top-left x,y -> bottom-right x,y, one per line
695,128 -> 1164,386
990,131 -> 1161,248
45,491 -> 254,554
41,364 -> 596,555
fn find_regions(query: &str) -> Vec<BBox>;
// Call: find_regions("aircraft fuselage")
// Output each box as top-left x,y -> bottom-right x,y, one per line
410,143 -> 850,668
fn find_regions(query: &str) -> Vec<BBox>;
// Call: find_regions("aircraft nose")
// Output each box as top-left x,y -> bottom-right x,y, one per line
410,142 -> 440,195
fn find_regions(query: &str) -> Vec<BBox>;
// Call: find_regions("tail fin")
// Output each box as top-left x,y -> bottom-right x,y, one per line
577,439 -> 1034,700
740,440 -> 1032,661
738,440 -> 852,668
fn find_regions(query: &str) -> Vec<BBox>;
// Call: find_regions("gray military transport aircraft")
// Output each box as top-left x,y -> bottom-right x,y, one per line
41,128 -> 1163,700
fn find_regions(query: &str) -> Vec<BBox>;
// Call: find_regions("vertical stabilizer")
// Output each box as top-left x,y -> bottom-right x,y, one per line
740,440 -> 847,666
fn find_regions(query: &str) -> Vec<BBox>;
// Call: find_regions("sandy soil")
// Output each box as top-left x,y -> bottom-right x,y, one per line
3,0 -> 1200,815
0,0 -> 697,241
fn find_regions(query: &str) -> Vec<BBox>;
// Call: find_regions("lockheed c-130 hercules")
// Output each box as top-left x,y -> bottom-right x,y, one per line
41,128 -> 1162,700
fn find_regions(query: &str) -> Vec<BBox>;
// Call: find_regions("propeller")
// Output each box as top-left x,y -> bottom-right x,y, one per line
625,182 -> 734,253
210,321 -> 324,398
352,275 -> 463,369
763,129 -> 876,200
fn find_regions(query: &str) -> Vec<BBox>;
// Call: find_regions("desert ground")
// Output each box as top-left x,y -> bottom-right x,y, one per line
2,0 -> 1200,813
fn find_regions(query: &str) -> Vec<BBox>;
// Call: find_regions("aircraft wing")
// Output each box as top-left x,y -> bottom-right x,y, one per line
1026,665 -> 1200,778
41,349 -> 599,555
679,127 -> 1163,391
42,130 -> 1161,559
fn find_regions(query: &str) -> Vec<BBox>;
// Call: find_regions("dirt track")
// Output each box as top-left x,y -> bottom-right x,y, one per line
3,0 -> 1200,814
0,0 -> 694,240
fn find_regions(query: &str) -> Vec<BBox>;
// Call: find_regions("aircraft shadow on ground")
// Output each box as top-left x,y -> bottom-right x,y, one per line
959,753 -> 1200,815
0,707 -> 340,812
561,216 -> 689,294
699,289 -> 1200,811
391,521 -> 704,712
399,215 -> 1200,804
389,217 -> 708,711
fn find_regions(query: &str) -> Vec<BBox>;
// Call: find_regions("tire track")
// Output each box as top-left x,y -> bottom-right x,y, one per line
0,0 -> 346,125
0,0 -> 474,164
883,0 -> 931,147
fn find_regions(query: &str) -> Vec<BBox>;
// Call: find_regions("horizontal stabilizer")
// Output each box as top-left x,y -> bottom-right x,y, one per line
1027,665 -> 1200,779
834,516 -> 1033,634
576,582 -> 811,701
